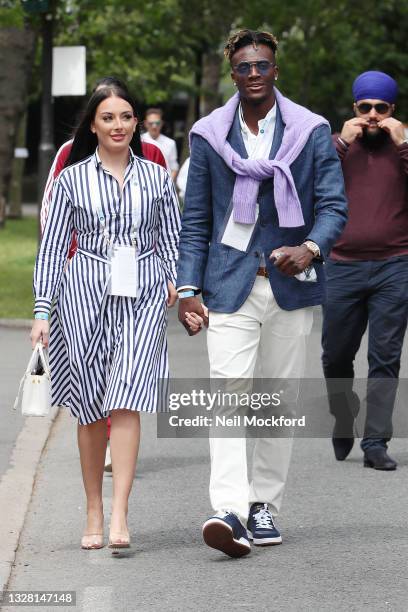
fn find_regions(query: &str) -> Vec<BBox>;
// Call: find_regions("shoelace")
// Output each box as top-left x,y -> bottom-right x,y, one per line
253,504 -> 274,529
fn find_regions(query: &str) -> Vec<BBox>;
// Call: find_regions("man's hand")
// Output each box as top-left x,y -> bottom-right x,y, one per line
178,296 -> 209,336
270,245 -> 314,276
340,118 -> 369,144
30,319 -> 49,349
378,117 -> 406,146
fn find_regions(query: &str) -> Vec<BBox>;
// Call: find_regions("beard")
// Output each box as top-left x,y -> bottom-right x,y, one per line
360,125 -> 389,149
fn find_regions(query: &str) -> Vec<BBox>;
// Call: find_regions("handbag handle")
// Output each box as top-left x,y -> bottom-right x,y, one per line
13,343 -> 50,410
36,342 -> 51,377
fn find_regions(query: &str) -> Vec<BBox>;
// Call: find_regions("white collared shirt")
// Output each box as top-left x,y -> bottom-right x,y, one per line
239,102 -> 276,159
141,132 -> 179,172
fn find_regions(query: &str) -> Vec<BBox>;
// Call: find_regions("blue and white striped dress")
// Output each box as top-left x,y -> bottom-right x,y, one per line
34,149 -> 181,424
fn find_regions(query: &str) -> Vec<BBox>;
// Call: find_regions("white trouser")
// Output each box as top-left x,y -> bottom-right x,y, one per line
207,276 -> 313,525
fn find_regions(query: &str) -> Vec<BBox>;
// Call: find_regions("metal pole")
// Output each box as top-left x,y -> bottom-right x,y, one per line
37,9 -> 55,242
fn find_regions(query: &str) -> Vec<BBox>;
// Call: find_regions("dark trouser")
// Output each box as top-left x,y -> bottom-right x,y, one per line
322,257 -> 408,451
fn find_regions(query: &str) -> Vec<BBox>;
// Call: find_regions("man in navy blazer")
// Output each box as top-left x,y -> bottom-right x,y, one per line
176,29 -> 347,558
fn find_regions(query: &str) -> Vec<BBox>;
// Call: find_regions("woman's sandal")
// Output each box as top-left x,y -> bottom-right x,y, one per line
108,532 -> 131,552
81,533 -> 104,549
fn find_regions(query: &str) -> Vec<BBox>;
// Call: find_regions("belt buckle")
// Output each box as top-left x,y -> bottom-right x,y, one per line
257,266 -> 269,278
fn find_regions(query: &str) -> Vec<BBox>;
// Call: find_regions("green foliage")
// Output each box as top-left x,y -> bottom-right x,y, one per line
0,217 -> 37,318
0,1 -> 25,27
26,0 -> 408,123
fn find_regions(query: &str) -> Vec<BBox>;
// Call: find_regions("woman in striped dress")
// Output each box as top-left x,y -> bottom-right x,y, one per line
30,83 -> 181,551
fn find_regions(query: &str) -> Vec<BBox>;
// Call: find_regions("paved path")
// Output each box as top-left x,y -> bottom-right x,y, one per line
1,309 -> 407,611
0,326 -> 30,480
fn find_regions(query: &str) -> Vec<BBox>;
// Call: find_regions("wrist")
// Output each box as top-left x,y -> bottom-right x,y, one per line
302,240 -> 320,258
178,290 -> 196,299
337,136 -> 350,150
34,313 -> 49,321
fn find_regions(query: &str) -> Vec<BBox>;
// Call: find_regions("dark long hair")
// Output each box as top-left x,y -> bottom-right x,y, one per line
65,83 -> 144,167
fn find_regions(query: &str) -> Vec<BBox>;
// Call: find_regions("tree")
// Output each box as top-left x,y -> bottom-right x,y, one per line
0,3 -> 36,228
240,0 -> 408,128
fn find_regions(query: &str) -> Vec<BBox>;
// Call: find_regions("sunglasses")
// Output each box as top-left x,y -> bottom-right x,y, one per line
147,120 -> 161,126
233,60 -> 275,76
356,102 -> 391,115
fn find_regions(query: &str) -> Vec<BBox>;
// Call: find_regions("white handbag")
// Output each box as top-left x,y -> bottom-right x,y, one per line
14,342 -> 51,417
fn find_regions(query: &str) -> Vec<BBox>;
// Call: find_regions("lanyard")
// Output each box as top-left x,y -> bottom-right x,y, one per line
89,156 -> 141,251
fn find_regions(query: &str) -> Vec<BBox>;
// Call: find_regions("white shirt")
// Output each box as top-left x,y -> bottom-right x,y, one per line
176,157 -> 190,199
141,132 -> 179,172
239,102 -> 277,159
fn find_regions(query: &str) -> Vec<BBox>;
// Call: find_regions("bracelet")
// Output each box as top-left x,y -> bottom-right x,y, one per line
178,290 -> 195,299
34,313 -> 49,320
337,136 -> 349,150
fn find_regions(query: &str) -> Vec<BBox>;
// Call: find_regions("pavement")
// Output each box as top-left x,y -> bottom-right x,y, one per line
0,308 -> 407,611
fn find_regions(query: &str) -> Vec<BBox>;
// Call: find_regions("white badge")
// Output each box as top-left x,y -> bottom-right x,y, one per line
221,204 -> 259,252
109,246 -> 138,297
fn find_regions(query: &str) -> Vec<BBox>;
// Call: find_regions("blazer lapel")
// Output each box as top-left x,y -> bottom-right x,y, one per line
269,104 -> 284,159
227,110 -> 248,159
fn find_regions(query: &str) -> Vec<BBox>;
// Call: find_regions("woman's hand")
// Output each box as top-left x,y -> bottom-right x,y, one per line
167,281 -> 178,308
30,319 -> 50,349
184,306 -> 209,334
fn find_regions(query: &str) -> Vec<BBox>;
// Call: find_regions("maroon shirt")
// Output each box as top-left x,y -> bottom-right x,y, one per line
330,134 -> 408,260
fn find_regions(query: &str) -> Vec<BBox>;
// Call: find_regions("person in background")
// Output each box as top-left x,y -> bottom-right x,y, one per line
176,157 -> 190,202
323,71 -> 408,471
141,108 -> 179,180
32,82 -> 180,551
41,77 -> 167,473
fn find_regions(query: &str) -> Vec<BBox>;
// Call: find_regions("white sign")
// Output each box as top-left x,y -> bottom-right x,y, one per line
14,147 -> 29,159
52,46 -> 86,96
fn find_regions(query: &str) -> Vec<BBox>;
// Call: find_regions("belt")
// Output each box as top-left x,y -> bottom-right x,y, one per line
77,247 -> 155,386
77,247 -> 155,264
256,266 -> 269,278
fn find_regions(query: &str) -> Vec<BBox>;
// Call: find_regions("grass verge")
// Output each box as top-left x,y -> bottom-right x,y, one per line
0,217 -> 38,319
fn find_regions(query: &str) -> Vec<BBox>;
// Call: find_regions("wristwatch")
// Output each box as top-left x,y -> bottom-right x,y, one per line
303,240 -> 320,258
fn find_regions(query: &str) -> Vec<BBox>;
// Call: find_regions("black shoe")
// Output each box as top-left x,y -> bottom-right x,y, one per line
202,512 -> 251,558
332,415 -> 355,461
332,437 -> 354,461
363,447 -> 397,471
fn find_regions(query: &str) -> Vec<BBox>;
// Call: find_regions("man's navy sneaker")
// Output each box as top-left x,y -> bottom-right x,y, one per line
202,511 -> 251,558
247,503 -> 282,545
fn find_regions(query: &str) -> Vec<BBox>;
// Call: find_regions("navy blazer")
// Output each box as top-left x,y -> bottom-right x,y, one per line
176,105 -> 348,312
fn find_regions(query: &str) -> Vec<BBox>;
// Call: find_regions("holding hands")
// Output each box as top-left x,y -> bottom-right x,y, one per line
178,296 -> 209,336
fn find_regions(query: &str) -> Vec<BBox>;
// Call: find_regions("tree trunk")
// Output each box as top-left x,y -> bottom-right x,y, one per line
0,24 -> 36,228
200,51 -> 223,118
8,112 -> 28,220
